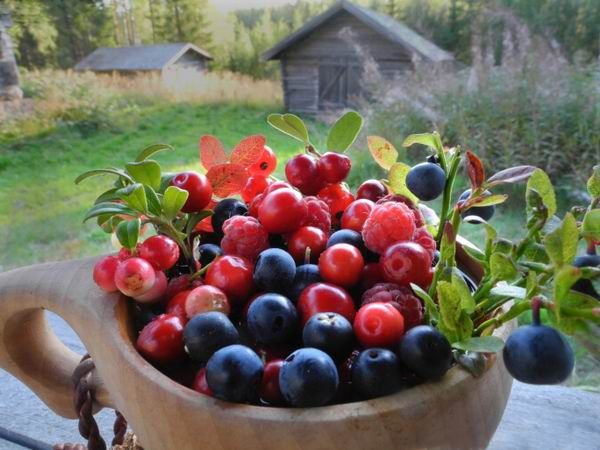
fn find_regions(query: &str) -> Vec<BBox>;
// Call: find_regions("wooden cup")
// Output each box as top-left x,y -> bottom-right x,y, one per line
0,253 -> 513,450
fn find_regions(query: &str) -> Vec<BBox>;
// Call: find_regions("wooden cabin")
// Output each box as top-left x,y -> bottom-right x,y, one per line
74,43 -> 212,85
262,0 -> 454,114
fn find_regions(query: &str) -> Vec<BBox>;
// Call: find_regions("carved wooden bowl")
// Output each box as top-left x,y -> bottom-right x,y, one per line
0,253 -> 514,450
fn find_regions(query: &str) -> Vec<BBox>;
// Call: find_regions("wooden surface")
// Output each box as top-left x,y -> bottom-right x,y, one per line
0,256 -> 592,450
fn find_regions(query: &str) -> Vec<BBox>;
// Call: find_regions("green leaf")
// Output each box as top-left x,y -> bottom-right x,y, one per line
587,165 -> 600,199
367,136 -> 398,170
326,111 -> 363,152
402,132 -> 443,152
437,281 -> 461,330
98,214 -> 123,234
267,113 -> 309,144
493,238 -> 514,255
451,269 -> 476,313
462,245 -> 486,262
94,188 -> 121,205
547,290 -> 597,334
135,143 -> 174,162
439,222 -> 456,265
410,283 -> 439,324
543,213 -> 578,267
75,168 -> 132,185
452,336 -> 504,353
159,173 -> 176,194
466,194 -> 508,208
388,162 -> 419,203
144,185 -> 162,216
126,160 -> 161,191
490,253 -> 518,281
490,285 -> 527,299
526,169 -> 556,218
582,209 -> 600,241
83,202 -> 137,222
163,186 -> 189,220
553,265 -> 582,322
117,183 -> 148,213
115,218 -> 141,250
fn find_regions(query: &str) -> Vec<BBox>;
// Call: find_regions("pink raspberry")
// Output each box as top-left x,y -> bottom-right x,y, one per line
413,227 -> 436,257
362,202 -> 416,254
301,196 -> 331,233
221,216 -> 268,261
361,283 -> 424,329
376,194 -> 425,227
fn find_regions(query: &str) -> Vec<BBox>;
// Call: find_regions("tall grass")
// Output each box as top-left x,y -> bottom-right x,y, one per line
0,70 -> 282,144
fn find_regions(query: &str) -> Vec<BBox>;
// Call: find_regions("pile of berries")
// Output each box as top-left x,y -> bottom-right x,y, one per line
92,144 -> 456,407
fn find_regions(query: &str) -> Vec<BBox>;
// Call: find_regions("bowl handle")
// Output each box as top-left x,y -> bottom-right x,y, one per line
0,257 -> 114,418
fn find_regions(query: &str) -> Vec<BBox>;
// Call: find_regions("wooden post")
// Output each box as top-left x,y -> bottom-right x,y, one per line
0,5 -> 22,101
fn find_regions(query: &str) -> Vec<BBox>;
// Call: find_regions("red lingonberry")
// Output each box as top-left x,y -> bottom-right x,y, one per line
412,227 -> 437,258
241,176 -> 271,203
380,242 -> 433,289
341,199 -> 375,232
317,183 -> 355,224
136,314 -> 186,364
165,274 -> 202,302
221,216 -> 269,261
248,193 -> 264,218
134,270 -> 168,303
258,188 -> 308,234
117,248 -> 133,261
297,282 -> 356,325
260,359 -> 285,405
114,257 -> 156,297
301,196 -> 332,233
318,152 -> 352,183
362,202 -> 416,254
264,180 -> 292,195
166,289 -> 192,322
248,145 -> 277,177
359,262 -> 385,291
192,367 -> 213,396
205,255 -> 254,306
171,171 -> 213,213
138,235 -> 180,271
319,243 -> 364,288
185,285 -> 231,318
361,283 -> 424,329
287,226 -> 328,263
285,154 -> 325,195
354,302 -> 405,348
93,255 -> 120,293
357,179 -> 387,202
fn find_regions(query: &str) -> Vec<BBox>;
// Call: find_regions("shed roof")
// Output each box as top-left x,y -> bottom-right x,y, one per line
74,43 -> 212,72
262,0 -> 454,63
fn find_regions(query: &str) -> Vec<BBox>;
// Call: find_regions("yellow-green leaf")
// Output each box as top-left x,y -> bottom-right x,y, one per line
267,113 -> 310,144
326,111 -> 363,152
526,169 -> 556,218
388,162 -> 418,203
117,183 -> 148,213
402,132 -> 443,152
582,209 -> 600,241
490,252 -> 518,281
437,281 -> 461,331
587,165 -> 600,199
367,136 -> 398,170
543,213 -> 578,267
163,186 -> 189,220
452,336 -> 504,353
126,160 -> 162,191
115,218 -> 141,250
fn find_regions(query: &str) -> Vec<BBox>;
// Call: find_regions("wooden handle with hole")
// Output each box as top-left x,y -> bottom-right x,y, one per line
0,257 -> 115,418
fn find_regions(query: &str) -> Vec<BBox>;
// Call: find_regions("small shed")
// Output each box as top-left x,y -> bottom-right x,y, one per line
74,43 -> 212,84
262,0 -> 454,113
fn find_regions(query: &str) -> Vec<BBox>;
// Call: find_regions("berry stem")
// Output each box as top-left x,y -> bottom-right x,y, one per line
435,148 -> 462,243
531,296 -> 543,326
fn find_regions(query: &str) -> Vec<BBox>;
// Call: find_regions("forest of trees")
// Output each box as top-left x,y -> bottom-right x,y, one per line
5,0 -> 600,79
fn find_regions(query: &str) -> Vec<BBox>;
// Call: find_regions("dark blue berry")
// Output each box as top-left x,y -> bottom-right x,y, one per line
302,312 -> 354,362
398,325 -> 452,380
279,348 -> 339,407
327,229 -> 363,249
183,312 -> 240,362
406,162 -> 446,201
247,293 -> 298,345
206,344 -> 264,403
211,198 -> 248,235
288,264 -> 321,303
253,248 -> 296,293
352,348 -> 401,399
503,324 -> 574,384
198,243 -> 223,268
572,255 -> 600,300
459,189 -> 495,222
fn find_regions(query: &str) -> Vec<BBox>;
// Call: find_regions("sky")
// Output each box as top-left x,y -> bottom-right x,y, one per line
211,0 -> 306,12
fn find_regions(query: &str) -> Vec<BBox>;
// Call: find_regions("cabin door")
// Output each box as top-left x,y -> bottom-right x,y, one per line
318,64 -> 362,109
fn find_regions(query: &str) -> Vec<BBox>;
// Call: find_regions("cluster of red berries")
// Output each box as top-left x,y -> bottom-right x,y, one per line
92,144 -> 446,407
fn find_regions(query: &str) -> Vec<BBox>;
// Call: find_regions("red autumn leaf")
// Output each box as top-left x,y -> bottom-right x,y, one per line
465,151 -> 485,190
230,135 -> 266,168
200,135 -> 228,170
206,163 -> 248,198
